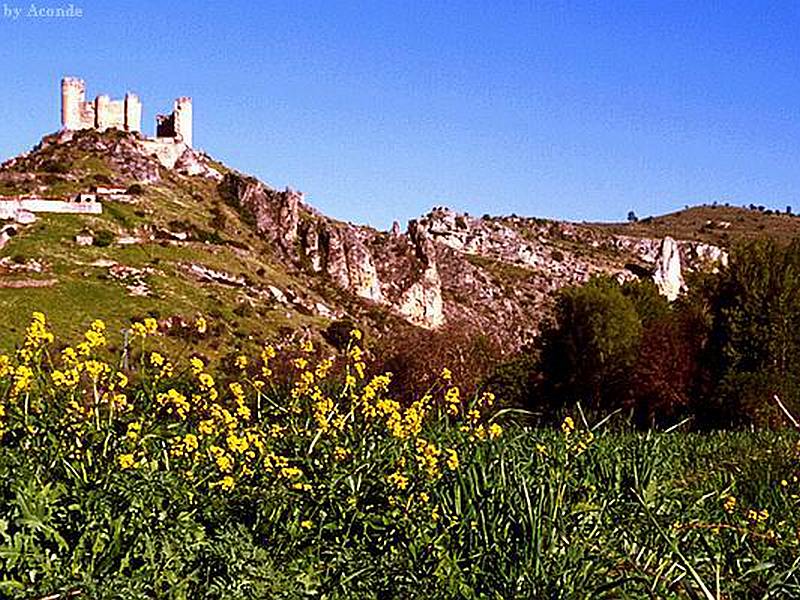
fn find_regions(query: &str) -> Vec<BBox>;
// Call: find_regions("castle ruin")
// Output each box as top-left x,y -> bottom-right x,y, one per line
155,97 -> 192,148
60,77 -> 192,148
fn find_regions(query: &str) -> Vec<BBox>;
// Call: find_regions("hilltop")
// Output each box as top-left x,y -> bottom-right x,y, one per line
1,129 -> 799,366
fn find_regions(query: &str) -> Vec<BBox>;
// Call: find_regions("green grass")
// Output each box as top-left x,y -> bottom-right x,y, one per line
0,141 -> 332,357
589,205 -> 800,246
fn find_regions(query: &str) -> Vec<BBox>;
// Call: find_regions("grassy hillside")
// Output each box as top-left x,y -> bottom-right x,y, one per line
0,131 -> 328,357
591,204 -> 800,246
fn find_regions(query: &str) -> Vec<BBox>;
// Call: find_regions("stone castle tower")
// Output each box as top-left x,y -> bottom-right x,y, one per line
61,77 -> 141,133
60,77 -> 192,147
155,97 -> 193,147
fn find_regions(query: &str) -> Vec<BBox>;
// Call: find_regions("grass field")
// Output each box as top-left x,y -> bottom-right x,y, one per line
0,313 -> 798,599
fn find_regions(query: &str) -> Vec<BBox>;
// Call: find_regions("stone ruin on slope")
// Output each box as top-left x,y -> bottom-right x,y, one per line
60,76 -> 192,168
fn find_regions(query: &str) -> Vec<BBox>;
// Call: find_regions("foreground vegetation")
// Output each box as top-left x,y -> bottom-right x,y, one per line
0,314 -> 797,598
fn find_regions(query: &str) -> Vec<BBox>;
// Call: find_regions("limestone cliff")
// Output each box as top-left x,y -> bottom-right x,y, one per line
0,129 -> 741,354
217,174 -> 728,343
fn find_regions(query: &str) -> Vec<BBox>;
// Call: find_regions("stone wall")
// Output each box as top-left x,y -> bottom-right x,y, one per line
60,78 -> 143,134
138,138 -> 187,169
0,199 -> 102,219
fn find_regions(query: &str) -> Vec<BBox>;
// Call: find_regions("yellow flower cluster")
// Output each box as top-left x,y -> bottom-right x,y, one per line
747,508 -> 770,523
157,388 -> 190,420
723,495 -> 737,513
19,312 -> 54,363
130,317 -> 158,339
0,312 -> 508,509
445,386 -> 461,416
415,438 -> 442,480
195,316 -> 207,334
560,415 -> 593,455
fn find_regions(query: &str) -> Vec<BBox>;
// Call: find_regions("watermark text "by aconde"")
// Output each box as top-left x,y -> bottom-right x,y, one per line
3,3 -> 84,19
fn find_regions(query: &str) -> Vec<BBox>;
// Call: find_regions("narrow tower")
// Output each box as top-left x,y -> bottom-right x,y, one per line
94,94 -> 111,130
173,97 -> 193,147
60,77 -> 86,130
124,93 -> 142,133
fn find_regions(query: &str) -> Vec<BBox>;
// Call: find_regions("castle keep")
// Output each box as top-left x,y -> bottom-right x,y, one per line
60,77 -> 192,147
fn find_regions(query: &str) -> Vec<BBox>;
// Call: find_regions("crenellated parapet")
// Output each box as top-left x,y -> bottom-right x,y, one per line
60,77 -> 142,133
60,77 -> 192,147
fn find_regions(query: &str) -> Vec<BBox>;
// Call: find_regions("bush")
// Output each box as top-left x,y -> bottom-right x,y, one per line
373,323 -> 503,401
92,229 -> 115,247
538,276 -> 642,414
322,318 -> 358,350
40,159 -> 70,174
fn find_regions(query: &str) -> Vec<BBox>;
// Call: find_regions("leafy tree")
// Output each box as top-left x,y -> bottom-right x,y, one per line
626,309 -> 707,428
622,279 -> 670,326
538,276 -> 642,413
706,238 -> 800,426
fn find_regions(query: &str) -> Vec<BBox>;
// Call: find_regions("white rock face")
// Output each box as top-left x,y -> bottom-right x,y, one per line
692,243 -> 729,271
652,236 -> 685,301
396,261 -> 444,329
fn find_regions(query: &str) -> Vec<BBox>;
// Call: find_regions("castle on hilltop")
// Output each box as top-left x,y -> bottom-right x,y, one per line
60,77 -> 192,147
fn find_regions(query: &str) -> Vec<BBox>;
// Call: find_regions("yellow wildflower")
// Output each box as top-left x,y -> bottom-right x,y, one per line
446,448 -> 459,471
126,422 -> 142,442
143,317 -> 158,334
226,433 -> 249,454
195,316 -> 207,334
387,471 -> 409,490
445,386 -> 461,416
184,433 -> 199,453
190,357 -> 204,375
722,495 -> 736,513
118,454 -> 135,469
561,416 -> 575,434
211,475 -> 235,491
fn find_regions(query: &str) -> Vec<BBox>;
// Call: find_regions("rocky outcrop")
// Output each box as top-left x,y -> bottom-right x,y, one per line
173,148 -> 223,181
395,220 -> 444,328
218,173 -> 300,254
301,221 -> 384,303
219,172 -> 448,328
652,237 -> 685,301
214,180 -> 728,334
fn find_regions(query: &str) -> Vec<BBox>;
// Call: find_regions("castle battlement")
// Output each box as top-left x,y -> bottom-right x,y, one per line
60,77 -> 192,147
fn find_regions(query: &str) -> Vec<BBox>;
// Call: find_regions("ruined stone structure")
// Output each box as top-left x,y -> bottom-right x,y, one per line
156,97 -> 192,147
61,77 -> 141,133
60,77 -> 192,147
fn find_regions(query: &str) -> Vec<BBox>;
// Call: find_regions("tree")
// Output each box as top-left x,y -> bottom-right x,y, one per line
626,310 -> 707,428
706,238 -> 800,426
627,210 -> 638,223
538,276 -> 642,413
622,279 -> 670,327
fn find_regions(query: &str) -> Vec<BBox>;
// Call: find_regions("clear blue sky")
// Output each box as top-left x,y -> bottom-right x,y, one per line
0,1 -> 798,229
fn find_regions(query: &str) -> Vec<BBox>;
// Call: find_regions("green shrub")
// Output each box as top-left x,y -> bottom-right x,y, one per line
92,229 -> 115,247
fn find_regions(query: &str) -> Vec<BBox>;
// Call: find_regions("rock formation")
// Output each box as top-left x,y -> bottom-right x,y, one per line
652,236 -> 685,301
